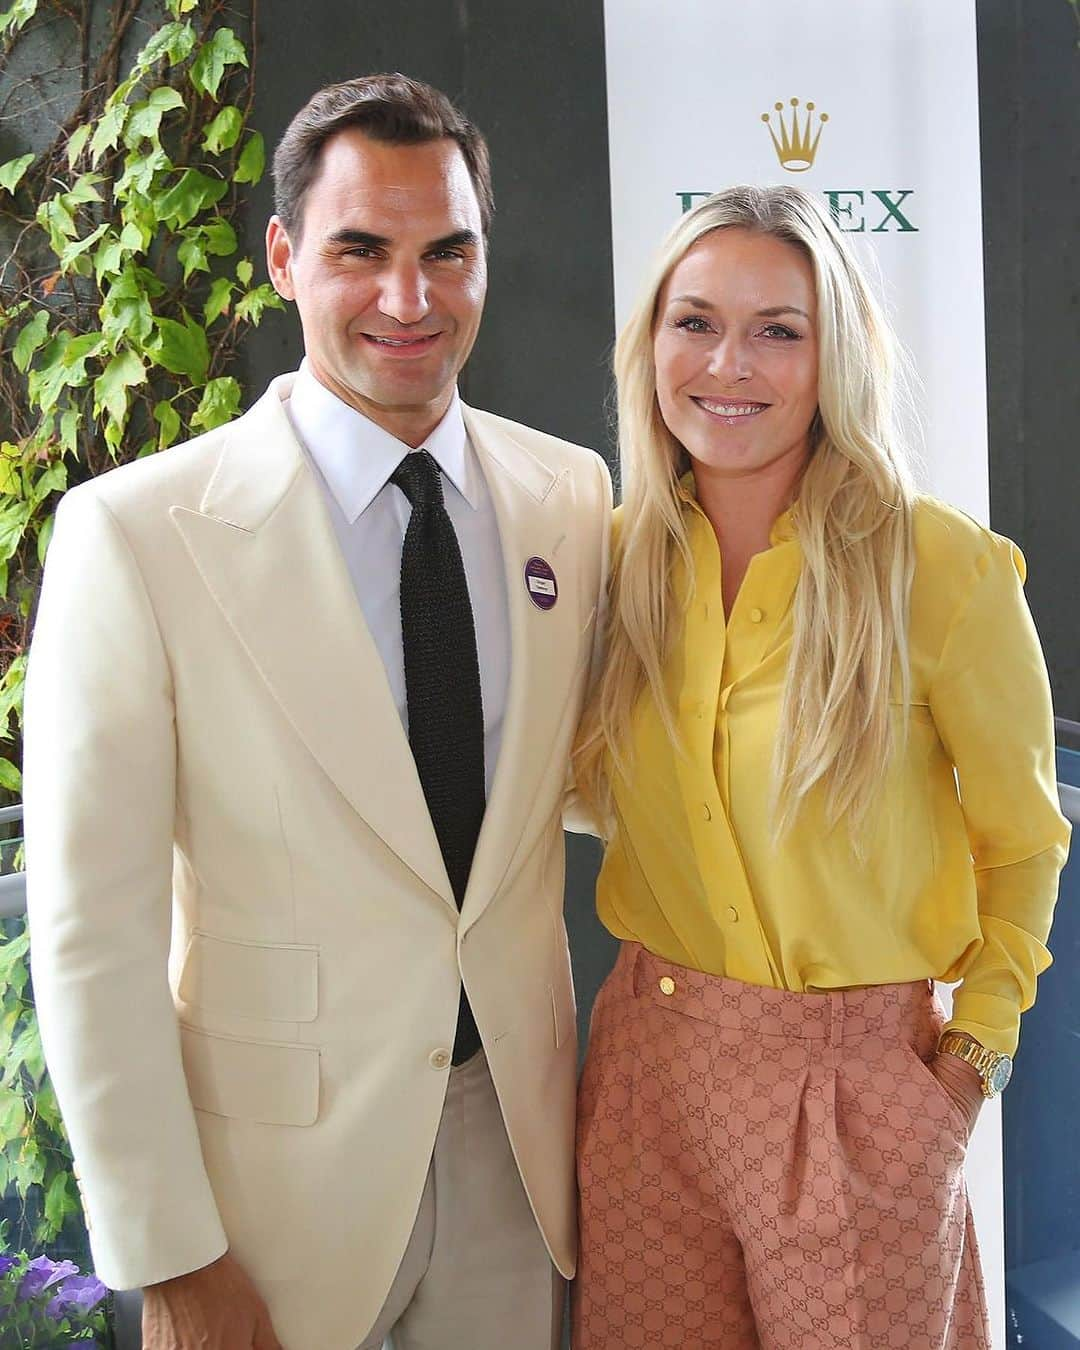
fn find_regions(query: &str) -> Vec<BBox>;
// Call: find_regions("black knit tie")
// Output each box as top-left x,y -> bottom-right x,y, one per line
391,450 -> 485,1063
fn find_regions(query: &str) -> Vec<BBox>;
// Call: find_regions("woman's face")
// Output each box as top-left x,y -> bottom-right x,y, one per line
653,227 -> 820,484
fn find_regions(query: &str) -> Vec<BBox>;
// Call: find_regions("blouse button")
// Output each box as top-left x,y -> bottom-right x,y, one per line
750,607 -> 764,623
659,976 -> 676,996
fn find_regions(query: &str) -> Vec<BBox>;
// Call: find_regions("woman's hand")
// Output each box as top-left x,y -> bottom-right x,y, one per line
928,1052 -> 985,1138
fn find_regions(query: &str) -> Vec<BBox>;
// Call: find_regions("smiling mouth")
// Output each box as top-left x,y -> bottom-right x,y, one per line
361,332 -> 442,355
692,397 -> 770,418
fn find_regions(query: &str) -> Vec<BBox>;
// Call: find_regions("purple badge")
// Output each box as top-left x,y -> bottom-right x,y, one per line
524,556 -> 558,611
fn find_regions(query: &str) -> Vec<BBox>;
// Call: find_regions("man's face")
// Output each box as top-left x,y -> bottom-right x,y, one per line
267,130 -> 487,445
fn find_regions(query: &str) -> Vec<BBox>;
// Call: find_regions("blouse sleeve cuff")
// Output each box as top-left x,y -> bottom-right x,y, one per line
944,990 -> 1022,1056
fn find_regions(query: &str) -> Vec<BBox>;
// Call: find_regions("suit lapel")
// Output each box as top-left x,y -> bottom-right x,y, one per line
171,377 -> 453,908
460,407 -> 585,927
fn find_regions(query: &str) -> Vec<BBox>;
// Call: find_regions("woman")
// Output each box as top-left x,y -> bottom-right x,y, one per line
571,185 -> 1070,1348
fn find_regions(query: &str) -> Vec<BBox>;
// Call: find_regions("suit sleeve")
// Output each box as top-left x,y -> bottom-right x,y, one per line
563,451 -> 613,836
24,487 -> 228,1288
929,531 -> 1071,1055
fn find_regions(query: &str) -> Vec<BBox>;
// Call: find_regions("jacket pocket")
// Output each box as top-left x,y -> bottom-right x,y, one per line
178,930 -> 318,1023
180,1024 -> 319,1126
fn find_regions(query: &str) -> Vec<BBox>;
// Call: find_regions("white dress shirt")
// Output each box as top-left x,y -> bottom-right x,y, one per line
286,363 -> 510,796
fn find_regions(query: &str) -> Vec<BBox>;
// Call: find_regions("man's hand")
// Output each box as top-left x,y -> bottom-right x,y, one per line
928,1051 -> 985,1139
142,1251 -> 283,1350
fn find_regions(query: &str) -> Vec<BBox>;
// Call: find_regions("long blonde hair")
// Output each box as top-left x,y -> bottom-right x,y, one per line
574,184 -> 915,840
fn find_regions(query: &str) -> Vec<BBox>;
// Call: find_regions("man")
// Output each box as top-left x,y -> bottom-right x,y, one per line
24,74 -> 610,1350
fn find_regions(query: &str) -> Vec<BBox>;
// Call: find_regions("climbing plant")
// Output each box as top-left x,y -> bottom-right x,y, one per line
0,0 -> 279,1245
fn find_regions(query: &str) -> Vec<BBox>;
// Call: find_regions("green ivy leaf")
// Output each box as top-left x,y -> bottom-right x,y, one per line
0,443 -> 18,496
204,276 -> 234,325
115,144 -> 171,199
59,222 -> 110,271
35,197 -> 78,254
119,219 -> 148,252
10,1140 -> 45,1194
0,759 -> 21,792
0,0 -> 37,41
66,122 -> 91,169
235,284 -> 284,326
0,928 -> 29,979
0,1084 -> 25,1141
27,460 -> 67,511
58,406 -> 81,455
233,131 -> 265,185
154,400 -> 181,449
167,0 -> 198,14
134,19 -> 196,72
202,218 -> 238,256
192,376 -> 241,432
156,168 -> 228,229
36,510 -> 55,563
236,257 -> 253,286
10,1022 -> 44,1084
94,348 -> 146,424
0,500 -> 30,563
149,314 -> 208,380
61,331 -> 105,370
43,1169 -> 74,1233
0,153 -> 33,194
27,337 -> 89,415
94,234 -> 125,282
177,233 -> 209,282
202,105 -> 243,155
100,270 -> 155,343
13,310 -> 49,373
65,172 -> 105,206
190,27 -> 248,99
33,1077 -> 63,1134
89,102 -> 128,167
0,655 -> 26,738
125,85 -> 185,146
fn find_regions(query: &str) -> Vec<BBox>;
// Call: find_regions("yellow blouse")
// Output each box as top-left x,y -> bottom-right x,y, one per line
597,489 -> 1070,1054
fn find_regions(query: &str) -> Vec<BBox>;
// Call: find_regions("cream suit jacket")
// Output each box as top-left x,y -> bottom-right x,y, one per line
24,374 -> 612,1350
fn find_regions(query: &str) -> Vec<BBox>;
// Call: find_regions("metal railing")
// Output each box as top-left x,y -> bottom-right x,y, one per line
0,803 -> 25,920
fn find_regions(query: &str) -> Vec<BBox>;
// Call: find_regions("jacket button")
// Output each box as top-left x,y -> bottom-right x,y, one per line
702,803 -> 712,821
727,907 -> 739,923
750,607 -> 764,623
429,1048 -> 451,1070
659,976 -> 676,996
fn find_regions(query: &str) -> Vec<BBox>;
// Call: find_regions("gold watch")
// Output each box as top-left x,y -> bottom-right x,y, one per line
937,1031 -> 1013,1098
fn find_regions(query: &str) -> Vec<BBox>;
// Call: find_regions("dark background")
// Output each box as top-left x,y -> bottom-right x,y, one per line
240,0 -> 1080,1049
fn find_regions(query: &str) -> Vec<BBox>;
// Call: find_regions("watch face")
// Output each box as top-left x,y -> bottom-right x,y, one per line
988,1055 -> 1013,1096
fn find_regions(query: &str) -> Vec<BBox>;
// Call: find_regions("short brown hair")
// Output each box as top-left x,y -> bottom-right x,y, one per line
272,73 -> 493,241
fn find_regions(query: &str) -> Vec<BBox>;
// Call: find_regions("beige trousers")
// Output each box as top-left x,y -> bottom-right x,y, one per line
356,1051 -> 563,1350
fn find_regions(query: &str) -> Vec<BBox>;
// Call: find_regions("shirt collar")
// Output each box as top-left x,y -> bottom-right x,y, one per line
287,361 -> 478,524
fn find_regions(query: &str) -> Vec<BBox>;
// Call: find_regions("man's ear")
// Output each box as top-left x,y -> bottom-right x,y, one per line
266,216 -> 296,301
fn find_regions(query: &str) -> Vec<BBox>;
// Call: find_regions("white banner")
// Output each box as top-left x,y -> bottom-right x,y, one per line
603,0 -> 1002,1342
604,0 -> 989,523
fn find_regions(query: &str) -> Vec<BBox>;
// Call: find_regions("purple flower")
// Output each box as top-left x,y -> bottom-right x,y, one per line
16,1255 -> 78,1300
0,1253 -> 16,1276
45,1272 -> 108,1318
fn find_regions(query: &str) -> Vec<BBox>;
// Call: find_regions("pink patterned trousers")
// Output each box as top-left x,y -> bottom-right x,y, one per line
573,943 -> 990,1349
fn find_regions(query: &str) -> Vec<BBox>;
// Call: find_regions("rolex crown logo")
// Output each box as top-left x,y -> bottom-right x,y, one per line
761,98 -> 828,172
